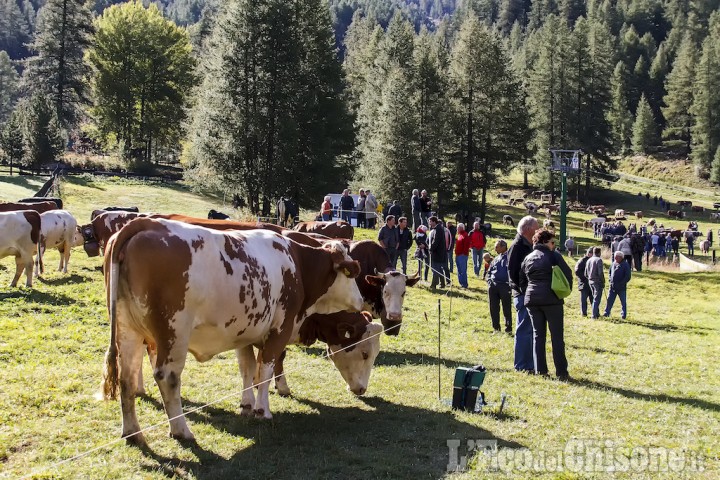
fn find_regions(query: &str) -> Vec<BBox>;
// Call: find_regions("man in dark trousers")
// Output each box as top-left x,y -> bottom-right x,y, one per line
388,200 -> 402,219
411,189 -> 422,232
508,215 -> 539,372
574,247 -> 594,317
420,190 -> 432,226
604,251 -> 632,319
339,189 -> 355,224
396,216 -> 413,274
378,215 -> 400,267
487,239 -> 512,333
428,216 -> 448,289
585,247 -> 605,319
630,232 -> 645,271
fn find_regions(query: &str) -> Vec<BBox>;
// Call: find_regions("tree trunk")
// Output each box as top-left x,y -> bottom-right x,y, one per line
585,153 -> 590,203
466,86 -> 474,207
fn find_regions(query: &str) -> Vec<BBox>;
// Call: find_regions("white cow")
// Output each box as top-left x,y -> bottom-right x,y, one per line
0,211 -> 41,287
36,210 -> 84,276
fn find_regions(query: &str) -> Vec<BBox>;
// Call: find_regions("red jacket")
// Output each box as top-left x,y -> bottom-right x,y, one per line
455,231 -> 471,256
321,200 -> 332,215
469,229 -> 486,249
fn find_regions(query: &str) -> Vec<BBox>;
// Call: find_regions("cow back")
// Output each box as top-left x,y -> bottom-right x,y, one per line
0,201 -> 57,213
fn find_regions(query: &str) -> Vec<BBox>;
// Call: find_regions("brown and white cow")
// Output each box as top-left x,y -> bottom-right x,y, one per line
101,218 -> 364,443
0,211 -> 41,287
294,220 -> 354,239
699,239 -> 710,255
0,201 -> 57,214
634,211 -> 643,219
35,210 -> 84,276
668,210 -> 685,219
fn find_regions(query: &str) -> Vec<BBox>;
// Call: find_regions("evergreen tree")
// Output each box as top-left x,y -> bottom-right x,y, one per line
632,94 -> 657,153
662,34 -> 696,152
712,145 -> 720,183
608,61 -> 633,154
24,0 -> 93,128
0,0 -> 32,59
498,0 -> 529,33
18,94 -> 65,172
88,1 -> 196,163
648,41 -> 668,126
0,110 -> 25,174
559,0 -> 585,26
0,51 -> 20,123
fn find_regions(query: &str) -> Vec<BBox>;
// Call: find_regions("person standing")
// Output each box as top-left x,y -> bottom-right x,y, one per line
469,221 -> 487,277
708,228 -> 714,247
518,229 -> 573,380
618,234 -> 633,264
686,234 -> 695,255
447,221 -> 457,274
388,200 -> 402,219
420,190 -> 431,226
414,225 -> 429,280
454,223 -> 470,288
564,236 -> 575,256
365,189 -> 378,229
396,216 -> 412,274
604,251 -> 632,319
320,196 -> 332,221
631,233 -> 645,271
378,215 -> 399,267
428,216 -> 448,289
339,189 -> 355,224
575,247 -> 594,317
584,247 -> 605,319
411,189 -> 422,232
488,240 -> 512,333
508,215 -> 540,372
357,189 -> 366,229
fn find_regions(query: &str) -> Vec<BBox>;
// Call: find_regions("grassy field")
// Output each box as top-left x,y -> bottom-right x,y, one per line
0,173 -> 718,479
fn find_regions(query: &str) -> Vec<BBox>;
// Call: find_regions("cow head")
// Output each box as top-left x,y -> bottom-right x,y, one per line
328,321 -> 383,395
315,241 -> 364,313
365,271 -> 421,335
72,225 -> 85,248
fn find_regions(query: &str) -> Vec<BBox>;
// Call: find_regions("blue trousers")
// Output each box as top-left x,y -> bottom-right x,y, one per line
513,295 -> 534,371
590,284 -> 604,318
472,248 -> 484,276
604,288 -> 627,319
455,255 -> 468,288
580,285 -> 593,316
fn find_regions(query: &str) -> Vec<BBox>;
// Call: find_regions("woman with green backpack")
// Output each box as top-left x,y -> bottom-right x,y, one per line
518,229 -> 573,381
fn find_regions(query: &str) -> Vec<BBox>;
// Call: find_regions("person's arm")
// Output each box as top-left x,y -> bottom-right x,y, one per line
557,253 -> 573,288
518,260 -> 528,294
378,228 -> 387,248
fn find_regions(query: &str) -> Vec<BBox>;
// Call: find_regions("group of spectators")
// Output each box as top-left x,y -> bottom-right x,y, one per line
323,189 -> 379,228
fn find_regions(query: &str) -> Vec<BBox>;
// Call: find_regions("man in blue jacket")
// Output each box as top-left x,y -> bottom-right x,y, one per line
604,251 -> 631,319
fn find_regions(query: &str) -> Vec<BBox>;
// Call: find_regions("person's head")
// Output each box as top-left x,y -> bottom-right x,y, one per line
518,215 -> 540,241
421,189 -> 427,197
495,239 -> 508,254
593,247 -> 602,257
532,229 -> 555,249
365,188 -> 371,195
457,223 -> 465,233
392,200 -> 398,205
586,247 -> 593,257
385,215 -> 396,226
417,225 -> 427,234
473,221 -> 480,231
428,216 -> 438,227
447,221 -> 454,228
324,195 -> 331,202
342,189 -> 349,196
412,189 -> 419,196
398,216 -> 407,228
614,251 -> 624,263
359,189 -> 365,195
483,252 -> 493,262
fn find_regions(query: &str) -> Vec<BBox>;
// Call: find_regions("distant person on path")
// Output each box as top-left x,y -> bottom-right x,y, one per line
414,225 -> 429,280
653,195 -> 658,205
411,189 -> 422,232
420,190 -> 432,225
388,200 -> 402,219
378,215 -> 399,267
488,239 -> 512,333
645,192 -> 650,201
339,189 -> 355,224
585,247 -> 605,319
469,221 -> 487,277
365,189 -> 378,229
396,217 -> 412,274
631,233 -> 645,271
564,236 -> 575,255
604,251 -> 631,319
671,236 -> 679,255
575,247 -> 594,317
454,223 -> 470,288
707,228 -> 714,247
686,234 -> 695,255
518,229 -> 573,380
320,195 -> 332,221
357,189 -> 367,228
428,216 -> 448,289
508,215 -> 540,372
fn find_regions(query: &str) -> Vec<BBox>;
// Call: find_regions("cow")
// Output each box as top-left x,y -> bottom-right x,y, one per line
711,213 -> 720,221
543,219 -> 555,229
497,192 -> 511,199
18,197 -> 63,209
586,205 -> 605,214
677,200 -> 693,207
294,220 -> 354,240
699,239 -> 710,255
545,205 -> 559,216
100,218 -> 365,443
0,211 -> 41,287
634,211 -> 643,219
35,210 -> 84,277
207,209 -> 230,220
523,202 -> 537,214
502,215 -> 514,226
614,209 -> 626,219
691,206 -> 705,213
0,201 -> 57,214
668,210 -> 685,219
101,206 -> 139,214
277,197 -> 299,227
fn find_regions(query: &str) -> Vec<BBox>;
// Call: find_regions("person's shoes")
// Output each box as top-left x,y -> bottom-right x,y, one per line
590,316 -> 599,320
491,329 -> 501,335
515,369 -> 534,374
557,374 -> 572,382
603,314 -> 610,318
536,372 -> 551,378
621,316 -> 626,320
504,327 -> 512,334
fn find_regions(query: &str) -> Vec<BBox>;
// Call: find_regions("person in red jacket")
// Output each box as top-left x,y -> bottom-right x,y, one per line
454,223 -> 471,288
469,221 -> 487,277
320,196 -> 332,221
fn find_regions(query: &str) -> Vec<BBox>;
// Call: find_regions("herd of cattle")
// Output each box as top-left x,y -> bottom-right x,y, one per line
1,199 -> 418,444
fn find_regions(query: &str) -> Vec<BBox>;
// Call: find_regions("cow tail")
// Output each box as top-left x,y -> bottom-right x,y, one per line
101,236 -> 121,400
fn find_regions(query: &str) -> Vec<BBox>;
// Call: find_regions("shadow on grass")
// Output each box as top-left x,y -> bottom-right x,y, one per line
0,173 -> 48,191
135,392 -> 525,479
66,175 -> 107,190
0,288 -> 76,305
37,273 -> 92,286
598,316 -> 715,335
569,377 -> 720,413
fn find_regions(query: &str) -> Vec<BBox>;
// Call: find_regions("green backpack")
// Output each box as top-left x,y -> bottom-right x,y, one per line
551,254 -> 572,299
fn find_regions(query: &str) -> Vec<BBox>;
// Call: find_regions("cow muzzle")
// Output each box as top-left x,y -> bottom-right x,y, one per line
350,385 -> 367,396
380,317 -> 402,336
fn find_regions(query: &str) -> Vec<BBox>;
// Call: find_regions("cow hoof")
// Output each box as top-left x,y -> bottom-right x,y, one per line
253,409 -> 272,420
170,431 -> 195,442
276,388 -> 292,397
124,432 -> 147,447
240,404 -> 253,416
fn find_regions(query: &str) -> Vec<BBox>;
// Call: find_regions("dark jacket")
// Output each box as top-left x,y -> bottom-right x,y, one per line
574,255 -> 591,291
630,234 -> 645,255
339,195 -> 355,212
508,233 -> 533,296
609,260 -> 631,292
411,195 -> 421,214
388,204 -> 402,218
420,196 -> 431,213
429,223 -> 447,262
398,227 -> 413,250
488,252 -> 509,285
519,245 -> 573,307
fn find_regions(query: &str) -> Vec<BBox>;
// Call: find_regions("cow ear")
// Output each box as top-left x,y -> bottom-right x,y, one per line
338,260 -> 360,278
337,322 -> 358,340
299,315 -> 320,346
324,242 -> 347,265
405,274 -> 421,287
365,274 -> 386,287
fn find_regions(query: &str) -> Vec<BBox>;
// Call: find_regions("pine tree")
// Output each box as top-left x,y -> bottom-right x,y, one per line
690,21 -> 720,178
0,110 -> 25,174
24,0 -> 93,128
712,145 -> 720,183
662,34 -> 697,152
0,51 -> 19,123
648,41 -> 668,125
632,94 -> 657,153
498,0 -> 529,33
608,61 -> 633,154
0,0 -> 32,59
18,94 -> 65,172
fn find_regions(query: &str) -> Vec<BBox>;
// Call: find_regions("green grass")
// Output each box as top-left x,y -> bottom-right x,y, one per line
0,173 -> 718,479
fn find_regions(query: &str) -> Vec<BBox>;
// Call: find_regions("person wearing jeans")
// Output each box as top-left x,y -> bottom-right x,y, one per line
574,247 -> 594,317
396,217 -> 412,274
469,221 -> 486,277
454,223 -> 470,288
487,240 -> 512,333
604,251 -> 631,319
584,247 -> 605,319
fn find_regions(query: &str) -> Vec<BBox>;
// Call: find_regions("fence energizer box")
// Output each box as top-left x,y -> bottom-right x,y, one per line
452,365 -> 486,412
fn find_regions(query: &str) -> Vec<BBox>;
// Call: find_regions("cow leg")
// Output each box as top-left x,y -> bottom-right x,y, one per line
255,326 -> 293,419
136,344 -> 156,395
61,244 -> 70,273
254,360 -> 275,419
118,327 -> 146,444
12,256 -> 27,288
153,341 -> 193,440
235,345 -> 256,417
274,349 -> 291,397
34,244 -> 45,278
